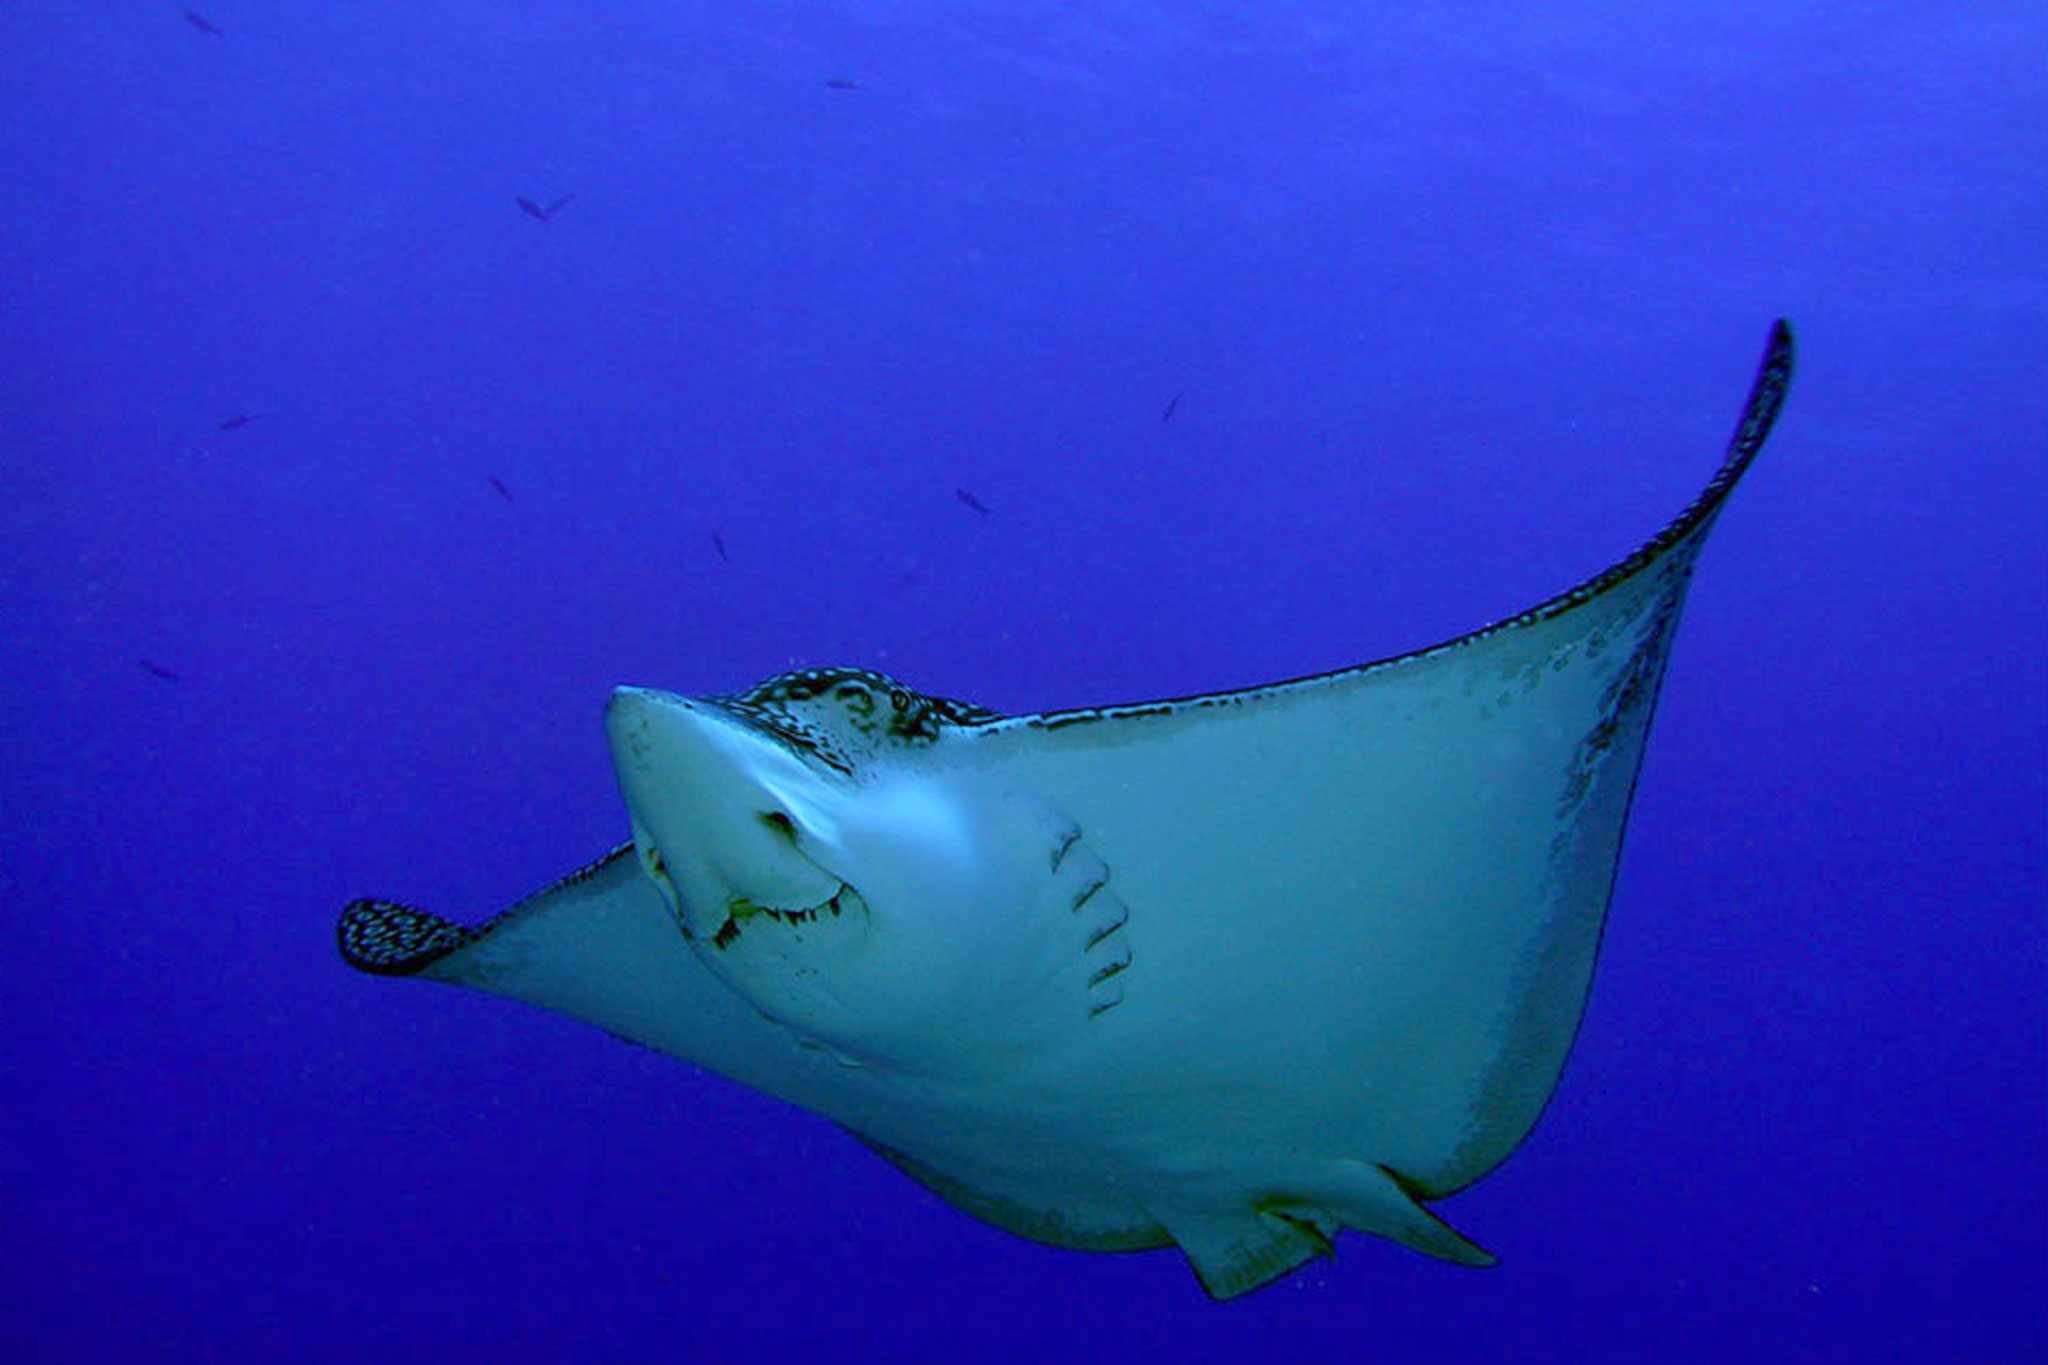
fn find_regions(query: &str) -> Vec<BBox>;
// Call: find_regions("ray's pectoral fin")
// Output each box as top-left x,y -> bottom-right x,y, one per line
337,845 -> 785,1073
339,844 -> 659,1001
339,896 -> 480,977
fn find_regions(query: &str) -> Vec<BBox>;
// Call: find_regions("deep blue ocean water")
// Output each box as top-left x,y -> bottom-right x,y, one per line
3,3 -> 2042,1361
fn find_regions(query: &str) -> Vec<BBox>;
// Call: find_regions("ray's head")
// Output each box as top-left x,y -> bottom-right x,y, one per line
604,671 -> 1065,1073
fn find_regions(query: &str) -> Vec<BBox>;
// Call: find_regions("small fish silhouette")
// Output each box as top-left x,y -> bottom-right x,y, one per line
488,476 -> 513,505
824,77 -> 860,90
217,413 -> 256,431
139,659 -> 181,683
183,10 -> 224,36
712,533 -> 729,563
516,194 -> 574,221
955,488 -> 993,517
1161,391 -> 1181,423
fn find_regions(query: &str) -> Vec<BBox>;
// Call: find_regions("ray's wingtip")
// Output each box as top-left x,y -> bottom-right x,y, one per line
337,897 -> 476,976
1713,316 -> 1797,480
1768,316 -> 1795,360
1757,318 -> 1796,399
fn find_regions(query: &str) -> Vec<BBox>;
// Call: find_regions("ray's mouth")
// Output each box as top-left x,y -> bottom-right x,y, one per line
635,841 -> 863,952
711,885 -> 865,950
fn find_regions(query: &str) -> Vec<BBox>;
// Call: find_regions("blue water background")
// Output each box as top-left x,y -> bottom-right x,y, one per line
3,3 -> 2042,1361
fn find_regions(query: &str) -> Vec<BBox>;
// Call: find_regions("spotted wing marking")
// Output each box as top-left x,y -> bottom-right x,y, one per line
337,845 -> 635,977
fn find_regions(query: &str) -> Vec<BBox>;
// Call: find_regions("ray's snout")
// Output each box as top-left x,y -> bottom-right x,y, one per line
605,684 -> 678,760
603,683 -> 844,945
605,685 -> 725,937
606,684 -> 770,774
605,685 -> 712,821
605,684 -> 812,816
606,684 -> 800,779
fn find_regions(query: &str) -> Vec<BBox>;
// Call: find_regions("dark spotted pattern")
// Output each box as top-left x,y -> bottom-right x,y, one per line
709,666 -> 1002,774
338,846 -> 636,977
338,898 -> 477,976
1556,563 -> 1688,820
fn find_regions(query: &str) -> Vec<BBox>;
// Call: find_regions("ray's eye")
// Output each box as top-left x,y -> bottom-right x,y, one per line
760,811 -> 798,841
836,682 -> 875,717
